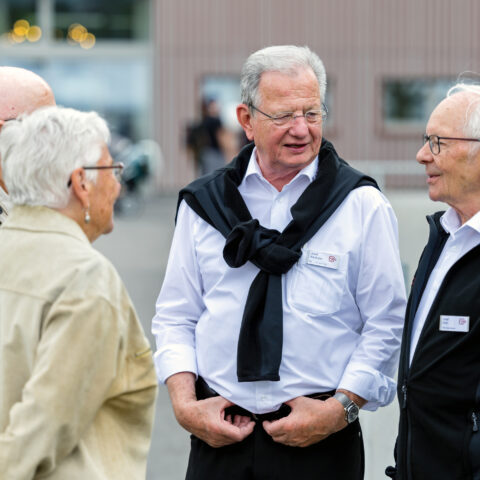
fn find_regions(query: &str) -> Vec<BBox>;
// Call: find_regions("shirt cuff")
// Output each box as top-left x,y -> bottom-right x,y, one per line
337,361 -> 397,411
154,344 -> 198,384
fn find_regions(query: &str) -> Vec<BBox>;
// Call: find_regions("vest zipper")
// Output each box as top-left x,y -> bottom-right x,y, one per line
472,411 -> 479,432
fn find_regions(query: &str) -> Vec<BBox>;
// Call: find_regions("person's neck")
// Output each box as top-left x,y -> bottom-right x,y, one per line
255,158 -> 302,192
453,202 -> 480,225
54,203 -> 96,243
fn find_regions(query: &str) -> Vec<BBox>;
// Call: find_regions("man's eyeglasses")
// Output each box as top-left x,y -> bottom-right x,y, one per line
249,103 -> 328,127
67,163 -> 124,187
423,134 -> 480,155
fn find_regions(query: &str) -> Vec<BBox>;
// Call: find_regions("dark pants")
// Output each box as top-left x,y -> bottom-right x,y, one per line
186,387 -> 364,480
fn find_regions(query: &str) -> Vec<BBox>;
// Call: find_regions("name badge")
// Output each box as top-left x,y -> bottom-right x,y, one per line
306,251 -> 340,270
439,315 -> 470,333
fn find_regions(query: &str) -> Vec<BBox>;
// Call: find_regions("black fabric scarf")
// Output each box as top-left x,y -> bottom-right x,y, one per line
178,139 -> 378,382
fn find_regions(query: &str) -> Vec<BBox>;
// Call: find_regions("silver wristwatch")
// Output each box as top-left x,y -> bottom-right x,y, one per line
333,392 -> 359,424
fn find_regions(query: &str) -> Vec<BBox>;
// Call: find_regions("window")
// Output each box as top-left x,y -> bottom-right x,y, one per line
382,78 -> 456,130
0,0 -> 152,142
54,0 -> 150,42
201,75 -> 241,131
0,0 -> 38,44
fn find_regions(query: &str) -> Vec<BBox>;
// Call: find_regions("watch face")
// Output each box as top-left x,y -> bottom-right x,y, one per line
347,404 -> 359,423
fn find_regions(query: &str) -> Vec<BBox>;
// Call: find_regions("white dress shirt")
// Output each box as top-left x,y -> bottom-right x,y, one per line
0,188 -> 9,226
409,207 -> 480,363
153,149 -> 406,413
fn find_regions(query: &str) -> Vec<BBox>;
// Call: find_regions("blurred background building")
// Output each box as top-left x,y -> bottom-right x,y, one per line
2,0 -> 479,191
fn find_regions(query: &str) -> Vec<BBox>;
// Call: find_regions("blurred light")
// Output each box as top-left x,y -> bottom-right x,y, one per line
80,33 -> 96,49
68,23 -> 88,43
6,32 -> 15,44
26,26 -> 42,42
10,32 -> 25,43
13,19 -> 30,36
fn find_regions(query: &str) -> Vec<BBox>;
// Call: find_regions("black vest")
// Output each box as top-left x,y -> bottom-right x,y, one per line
396,212 -> 480,480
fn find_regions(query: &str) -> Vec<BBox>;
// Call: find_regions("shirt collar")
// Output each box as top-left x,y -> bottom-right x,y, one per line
242,146 -> 318,187
441,207 -> 480,235
0,187 -> 11,212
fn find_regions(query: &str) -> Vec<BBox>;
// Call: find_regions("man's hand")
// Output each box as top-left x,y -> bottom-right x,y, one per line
262,395 -> 347,447
166,372 -> 255,448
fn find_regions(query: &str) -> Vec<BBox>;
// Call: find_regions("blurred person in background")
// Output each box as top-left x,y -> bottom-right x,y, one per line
0,106 -> 157,479
153,45 -> 406,480
387,83 -> 480,480
186,97 -> 231,176
0,66 -> 56,226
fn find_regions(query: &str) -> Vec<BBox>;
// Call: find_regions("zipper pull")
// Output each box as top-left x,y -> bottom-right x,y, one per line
472,412 -> 479,432
401,382 -> 407,409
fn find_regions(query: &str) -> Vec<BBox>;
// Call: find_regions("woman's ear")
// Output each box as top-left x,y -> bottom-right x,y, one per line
69,168 -> 91,208
236,104 -> 255,141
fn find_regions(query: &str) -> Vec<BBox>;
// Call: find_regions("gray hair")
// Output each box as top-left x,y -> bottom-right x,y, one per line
240,45 -> 327,107
0,106 -> 110,208
447,83 -> 480,138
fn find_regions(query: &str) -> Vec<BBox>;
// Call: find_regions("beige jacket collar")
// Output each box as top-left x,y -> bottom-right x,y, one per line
4,205 -> 90,245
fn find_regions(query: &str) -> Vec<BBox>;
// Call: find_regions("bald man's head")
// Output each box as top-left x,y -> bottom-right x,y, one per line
0,67 -> 55,121
0,67 -> 55,192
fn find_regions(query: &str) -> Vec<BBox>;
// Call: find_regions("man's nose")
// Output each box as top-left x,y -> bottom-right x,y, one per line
416,141 -> 432,164
288,115 -> 310,136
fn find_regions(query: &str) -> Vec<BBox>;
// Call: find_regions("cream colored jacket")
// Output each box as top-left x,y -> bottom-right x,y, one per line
0,206 -> 158,480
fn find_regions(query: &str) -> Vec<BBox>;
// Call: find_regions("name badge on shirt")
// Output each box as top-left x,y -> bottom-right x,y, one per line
439,315 -> 470,333
306,251 -> 340,270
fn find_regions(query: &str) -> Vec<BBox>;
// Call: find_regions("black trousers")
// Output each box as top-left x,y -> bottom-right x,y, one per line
185,417 -> 364,480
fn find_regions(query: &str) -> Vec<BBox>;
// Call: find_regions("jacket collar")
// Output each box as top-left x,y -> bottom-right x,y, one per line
3,205 -> 90,245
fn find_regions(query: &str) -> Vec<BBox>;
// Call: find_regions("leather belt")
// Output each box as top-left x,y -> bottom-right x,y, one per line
195,376 -> 335,422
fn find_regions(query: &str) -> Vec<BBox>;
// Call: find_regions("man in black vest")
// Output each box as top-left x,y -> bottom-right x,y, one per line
153,45 -> 406,480
388,84 -> 480,480
0,67 -> 55,226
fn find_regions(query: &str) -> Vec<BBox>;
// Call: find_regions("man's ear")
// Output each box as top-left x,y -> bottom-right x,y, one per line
69,168 -> 91,208
236,104 -> 255,141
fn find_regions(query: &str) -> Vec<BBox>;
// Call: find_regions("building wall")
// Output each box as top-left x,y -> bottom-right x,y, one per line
153,0 -> 480,190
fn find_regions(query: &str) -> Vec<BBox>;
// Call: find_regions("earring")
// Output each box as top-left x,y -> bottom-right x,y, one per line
84,206 -> 91,224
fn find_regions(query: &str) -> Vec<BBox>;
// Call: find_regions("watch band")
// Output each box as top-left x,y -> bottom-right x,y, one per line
333,392 -> 360,424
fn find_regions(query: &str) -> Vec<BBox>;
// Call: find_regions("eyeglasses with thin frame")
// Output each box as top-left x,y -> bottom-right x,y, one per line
249,103 -> 328,127
67,163 -> 124,187
423,134 -> 480,155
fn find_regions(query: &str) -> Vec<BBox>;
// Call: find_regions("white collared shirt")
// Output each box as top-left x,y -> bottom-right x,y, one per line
0,188 -> 9,226
409,207 -> 480,363
153,148 -> 406,413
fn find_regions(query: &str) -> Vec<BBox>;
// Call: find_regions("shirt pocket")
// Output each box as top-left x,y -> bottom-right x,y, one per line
287,251 -> 347,315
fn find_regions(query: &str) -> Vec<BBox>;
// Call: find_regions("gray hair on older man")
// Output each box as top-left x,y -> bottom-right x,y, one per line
0,106 -> 110,209
446,83 -> 480,140
240,45 -> 327,108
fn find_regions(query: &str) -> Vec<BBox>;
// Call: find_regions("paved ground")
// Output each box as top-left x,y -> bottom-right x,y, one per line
95,189 -> 444,480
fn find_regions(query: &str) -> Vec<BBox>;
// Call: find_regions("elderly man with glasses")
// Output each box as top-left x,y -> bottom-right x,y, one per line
386,83 -> 480,480
153,45 -> 406,480
0,66 -> 56,226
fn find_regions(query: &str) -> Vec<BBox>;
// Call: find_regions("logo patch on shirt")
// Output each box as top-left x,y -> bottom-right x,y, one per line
306,251 -> 340,269
439,315 -> 470,333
